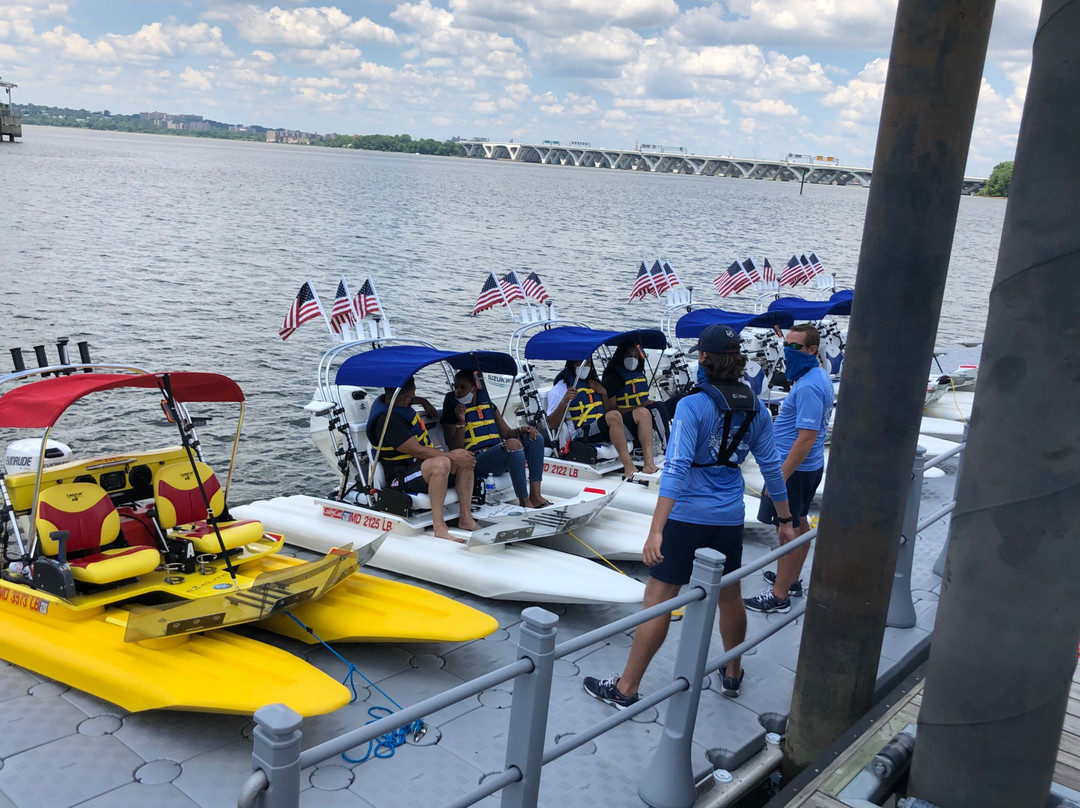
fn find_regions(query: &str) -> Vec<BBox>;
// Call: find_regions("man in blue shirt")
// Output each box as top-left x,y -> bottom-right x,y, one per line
583,324 -> 795,708
745,323 -> 834,613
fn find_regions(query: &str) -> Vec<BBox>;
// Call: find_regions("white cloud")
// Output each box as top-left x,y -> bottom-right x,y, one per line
450,0 -> 678,37
820,58 -> 887,124
287,42 -> 365,68
734,97 -> 797,116
179,66 -> 213,91
208,5 -> 398,47
530,27 -> 642,78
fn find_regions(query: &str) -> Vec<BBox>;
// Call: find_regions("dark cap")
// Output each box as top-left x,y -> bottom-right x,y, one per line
693,324 -> 741,355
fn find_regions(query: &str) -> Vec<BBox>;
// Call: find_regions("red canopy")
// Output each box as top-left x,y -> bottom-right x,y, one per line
0,372 -> 245,428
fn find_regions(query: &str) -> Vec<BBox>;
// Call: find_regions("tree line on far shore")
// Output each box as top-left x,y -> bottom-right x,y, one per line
979,161 -> 1012,197
319,133 -> 462,155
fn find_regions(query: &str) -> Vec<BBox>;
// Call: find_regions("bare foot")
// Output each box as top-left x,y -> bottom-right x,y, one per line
456,515 -> 480,531
642,463 -> 659,475
432,524 -> 467,543
527,497 -> 553,508
622,466 -> 638,479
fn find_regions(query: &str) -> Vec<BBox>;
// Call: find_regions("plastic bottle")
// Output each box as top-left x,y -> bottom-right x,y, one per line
485,473 -> 496,503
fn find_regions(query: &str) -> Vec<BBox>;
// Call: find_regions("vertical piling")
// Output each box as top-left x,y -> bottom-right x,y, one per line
782,0 -> 995,776
887,447 -> 926,628
909,1 -> 1080,804
638,549 -> 726,808
501,607 -> 559,808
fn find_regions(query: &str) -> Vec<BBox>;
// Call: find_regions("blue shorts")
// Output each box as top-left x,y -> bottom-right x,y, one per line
649,519 -> 743,586
758,467 -> 823,529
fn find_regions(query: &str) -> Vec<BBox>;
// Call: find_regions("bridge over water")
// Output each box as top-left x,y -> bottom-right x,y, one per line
458,140 -> 988,195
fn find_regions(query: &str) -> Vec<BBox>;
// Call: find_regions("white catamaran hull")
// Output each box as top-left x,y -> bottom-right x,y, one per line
233,496 -> 646,604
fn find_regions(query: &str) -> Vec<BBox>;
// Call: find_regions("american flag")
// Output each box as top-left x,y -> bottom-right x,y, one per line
472,273 -> 504,316
800,254 -> 815,281
714,261 -> 753,298
780,255 -> 805,286
648,259 -> 670,294
809,253 -> 825,277
522,271 -> 550,303
354,277 -> 381,318
628,261 -> 652,302
762,258 -> 776,283
662,260 -> 681,288
500,271 -> 526,303
329,278 -> 357,334
279,280 -> 325,340
741,258 -> 760,284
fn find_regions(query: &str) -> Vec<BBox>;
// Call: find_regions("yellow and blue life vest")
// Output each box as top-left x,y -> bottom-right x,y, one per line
367,397 -> 433,461
462,393 -> 502,451
612,365 -> 649,409
566,387 -> 605,428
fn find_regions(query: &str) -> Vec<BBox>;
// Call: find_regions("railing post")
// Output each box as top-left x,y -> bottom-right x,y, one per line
251,704 -> 303,808
501,606 -> 559,808
887,447 -> 926,628
638,548 -> 726,808
933,423 -> 968,577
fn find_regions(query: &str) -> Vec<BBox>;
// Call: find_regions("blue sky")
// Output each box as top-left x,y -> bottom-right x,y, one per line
1,1 -> 1037,175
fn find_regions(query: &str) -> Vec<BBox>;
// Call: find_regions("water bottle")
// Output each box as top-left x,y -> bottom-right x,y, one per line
485,473 -> 496,503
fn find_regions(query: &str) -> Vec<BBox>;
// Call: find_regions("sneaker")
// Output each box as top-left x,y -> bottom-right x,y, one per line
583,674 -> 640,710
763,570 -> 804,597
744,589 -> 792,614
719,665 -> 744,698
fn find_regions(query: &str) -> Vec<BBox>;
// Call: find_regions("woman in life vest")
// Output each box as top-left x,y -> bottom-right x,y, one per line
601,341 -> 661,475
441,370 -> 551,508
545,359 -> 641,480
366,376 -> 478,541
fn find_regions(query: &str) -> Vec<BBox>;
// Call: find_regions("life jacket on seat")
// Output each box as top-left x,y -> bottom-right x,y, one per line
611,364 -> 650,409
566,386 -> 605,428
691,381 -> 760,469
461,392 -> 502,452
366,396 -> 434,462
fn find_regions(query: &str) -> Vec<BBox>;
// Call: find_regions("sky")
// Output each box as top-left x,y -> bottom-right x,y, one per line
0,1 -> 1038,175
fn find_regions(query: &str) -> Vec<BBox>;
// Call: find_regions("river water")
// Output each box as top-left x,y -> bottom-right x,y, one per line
0,126 -> 1005,503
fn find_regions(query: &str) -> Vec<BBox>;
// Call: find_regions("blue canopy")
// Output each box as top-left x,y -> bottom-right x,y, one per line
674,308 -> 795,339
767,289 -> 854,320
335,345 -> 518,388
524,327 -> 668,361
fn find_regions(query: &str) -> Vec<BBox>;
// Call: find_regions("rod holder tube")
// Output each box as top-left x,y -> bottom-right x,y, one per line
9,348 -> 25,372
33,345 -> 48,368
638,548 -> 726,808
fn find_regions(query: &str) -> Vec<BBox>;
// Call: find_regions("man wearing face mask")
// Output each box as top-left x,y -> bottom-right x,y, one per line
441,370 -> 550,509
745,323 -> 833,614
601,341 -> 660,475
546,359 -> 640,479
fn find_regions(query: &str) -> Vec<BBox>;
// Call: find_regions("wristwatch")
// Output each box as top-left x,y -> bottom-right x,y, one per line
777,515 -> 794,524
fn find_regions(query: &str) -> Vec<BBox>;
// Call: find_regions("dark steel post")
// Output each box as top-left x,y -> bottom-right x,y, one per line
782,0 -> 995,776
638,548 -> 726,808
887,447 -> 926,628
909,1 -> 1080,804
501,607 -> 559,808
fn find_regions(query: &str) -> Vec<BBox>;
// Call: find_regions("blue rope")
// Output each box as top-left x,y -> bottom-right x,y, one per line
284,612 -> 427,763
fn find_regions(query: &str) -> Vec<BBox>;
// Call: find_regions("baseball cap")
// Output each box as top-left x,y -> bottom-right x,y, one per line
692,323 -> 741,355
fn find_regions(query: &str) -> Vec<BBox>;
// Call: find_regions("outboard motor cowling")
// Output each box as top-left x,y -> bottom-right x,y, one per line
5,439 -> 74,475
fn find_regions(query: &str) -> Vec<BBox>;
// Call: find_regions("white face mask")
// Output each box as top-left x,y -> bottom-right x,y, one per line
455,391 -> 475,405
574,363 -> 591,380
623,357 -> 639,372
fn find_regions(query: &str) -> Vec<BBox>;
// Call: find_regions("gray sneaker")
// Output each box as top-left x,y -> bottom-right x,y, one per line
719,666 -> 744,698
763,569 -> 804,597
744,589 -> 792,614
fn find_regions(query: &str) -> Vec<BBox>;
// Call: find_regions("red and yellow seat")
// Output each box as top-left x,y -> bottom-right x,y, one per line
35,483 -> 161,585
152,461 -> 264,554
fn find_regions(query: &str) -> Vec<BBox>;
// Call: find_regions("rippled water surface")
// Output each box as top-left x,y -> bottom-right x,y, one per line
1,127 -> 1006,503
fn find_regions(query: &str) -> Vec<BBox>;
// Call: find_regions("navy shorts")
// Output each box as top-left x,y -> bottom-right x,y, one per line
758,467 -> 824,529
649,519 -> 744,586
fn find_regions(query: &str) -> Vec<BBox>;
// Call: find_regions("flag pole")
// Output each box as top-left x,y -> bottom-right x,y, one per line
308,278 -> 335,336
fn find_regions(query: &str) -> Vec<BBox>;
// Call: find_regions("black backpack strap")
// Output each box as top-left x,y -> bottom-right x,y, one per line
691,382 -> 758,468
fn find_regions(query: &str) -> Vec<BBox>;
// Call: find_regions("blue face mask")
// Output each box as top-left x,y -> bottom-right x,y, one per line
784,347 -> 818,381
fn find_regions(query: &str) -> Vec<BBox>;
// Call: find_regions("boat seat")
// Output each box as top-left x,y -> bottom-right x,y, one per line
368,454 -> 459,511
153,461 -> 264,554
35,483 -> 161,585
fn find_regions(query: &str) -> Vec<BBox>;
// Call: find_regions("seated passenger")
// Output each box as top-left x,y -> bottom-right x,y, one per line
366,376 -> 478,541
601,341 -> 661,474
441,370 -> 551,509
546,359 -> 640,479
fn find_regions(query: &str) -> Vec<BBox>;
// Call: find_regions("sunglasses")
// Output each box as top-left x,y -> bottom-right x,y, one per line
784,341 -> 808,350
